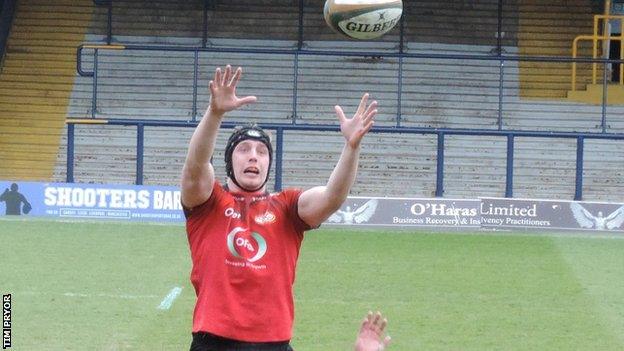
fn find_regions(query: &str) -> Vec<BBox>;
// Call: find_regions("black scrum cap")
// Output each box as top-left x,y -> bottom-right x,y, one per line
224,125 -> 273,192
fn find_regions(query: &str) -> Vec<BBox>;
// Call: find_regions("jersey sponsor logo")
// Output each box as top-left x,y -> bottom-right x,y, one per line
254,210 -> 276,225
226,227 -> 267,263
224,207 -> 242,219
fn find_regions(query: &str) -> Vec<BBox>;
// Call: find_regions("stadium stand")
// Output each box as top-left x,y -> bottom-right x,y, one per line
0,0 -> 93,180
518,0 -> 598,98
404,0 -> 519,47
0,0 -> 622,201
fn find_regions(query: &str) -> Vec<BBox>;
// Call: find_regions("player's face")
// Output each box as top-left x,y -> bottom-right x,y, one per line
231,140 -> 270,191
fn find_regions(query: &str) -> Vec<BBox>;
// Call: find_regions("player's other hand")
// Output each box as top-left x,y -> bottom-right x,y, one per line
208,65 -> 257,116
354,311 -> 391,351
335,93 -> 377,149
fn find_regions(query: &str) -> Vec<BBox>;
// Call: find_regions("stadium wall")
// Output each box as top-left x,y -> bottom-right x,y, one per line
2,180 -> 623,234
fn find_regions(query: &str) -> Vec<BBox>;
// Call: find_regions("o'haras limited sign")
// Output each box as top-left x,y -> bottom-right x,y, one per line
479,197 -> 624,232
325,196 -> 624,233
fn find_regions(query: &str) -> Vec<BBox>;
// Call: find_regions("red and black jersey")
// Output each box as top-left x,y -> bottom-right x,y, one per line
184,181 -> 311,342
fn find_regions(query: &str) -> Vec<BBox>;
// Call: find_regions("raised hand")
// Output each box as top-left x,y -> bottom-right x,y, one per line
208,65 -> 257,116
335,93 -> 377,149
354,311 -> 391,351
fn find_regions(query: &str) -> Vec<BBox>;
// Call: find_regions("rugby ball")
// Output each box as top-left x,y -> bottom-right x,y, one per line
323,0 -> 403,40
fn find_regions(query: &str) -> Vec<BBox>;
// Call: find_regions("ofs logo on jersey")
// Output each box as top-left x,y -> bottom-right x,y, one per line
225,227 -> 267,270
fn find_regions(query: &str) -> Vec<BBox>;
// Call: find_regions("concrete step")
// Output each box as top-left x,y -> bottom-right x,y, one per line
567,84 -> 624,104
9,31 -> 88,42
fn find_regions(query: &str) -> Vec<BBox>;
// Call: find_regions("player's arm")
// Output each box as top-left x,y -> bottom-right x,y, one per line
298,93 -> 377,228
181,65 -> 257,208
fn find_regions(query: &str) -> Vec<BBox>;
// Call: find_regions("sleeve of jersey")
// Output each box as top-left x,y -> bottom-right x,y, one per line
280,188 -> 314,233
182,181 -> 223,220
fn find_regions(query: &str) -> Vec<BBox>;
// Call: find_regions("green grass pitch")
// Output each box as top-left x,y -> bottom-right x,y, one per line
1,218 -> 623,350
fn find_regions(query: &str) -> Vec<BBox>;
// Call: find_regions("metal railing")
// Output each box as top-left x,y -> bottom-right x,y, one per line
65,118 -> 624,201
93,0 -> 302,49
74,0 -> 624,200
91,0 -> 623,101
77,43 -> 624,131
72,44 -> 624,200
571,14 -> 624,91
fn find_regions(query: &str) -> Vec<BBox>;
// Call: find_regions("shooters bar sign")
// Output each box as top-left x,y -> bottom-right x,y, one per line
0,181 -> 183,222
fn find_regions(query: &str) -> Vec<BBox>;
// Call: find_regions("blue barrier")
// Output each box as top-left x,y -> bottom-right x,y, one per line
575,136 -> 584,200
505,135 -> 514,198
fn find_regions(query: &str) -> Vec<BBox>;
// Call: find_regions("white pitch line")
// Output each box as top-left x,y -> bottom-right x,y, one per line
158,286 -> 183,310
63,292 -> 158,299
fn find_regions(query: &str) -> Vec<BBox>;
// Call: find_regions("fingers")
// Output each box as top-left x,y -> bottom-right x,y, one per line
383,335 -> 392,347
213,65 -> 244,88
358,311 -> 390,349
362,311 -> 387,336
363,100 -> 378,122
338,98 -> 377,122
222,65 -> 232,86
229,67 -> 242,87
335,105 -> 347,123
210,65 -> 246,96
371,311 -> 384,335
209,80 -> 216,96
213,65 -> 236,86
372,311 -> 381,328
356,93 -> 369,116
365,121 -> 375,135
365,311 -> 374,325
237,95 -> 258,107
359,104 -> 376,142
359,317 -> 369,333
379,317 -> 387,332
360,311 -> 374,332
355,96 -> 377,123
214,67 -> 222,87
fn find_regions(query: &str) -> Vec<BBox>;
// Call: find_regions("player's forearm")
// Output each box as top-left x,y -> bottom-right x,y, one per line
183,108 -> 223,177
297,144 -> 361,227
325,143 -> 361,203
